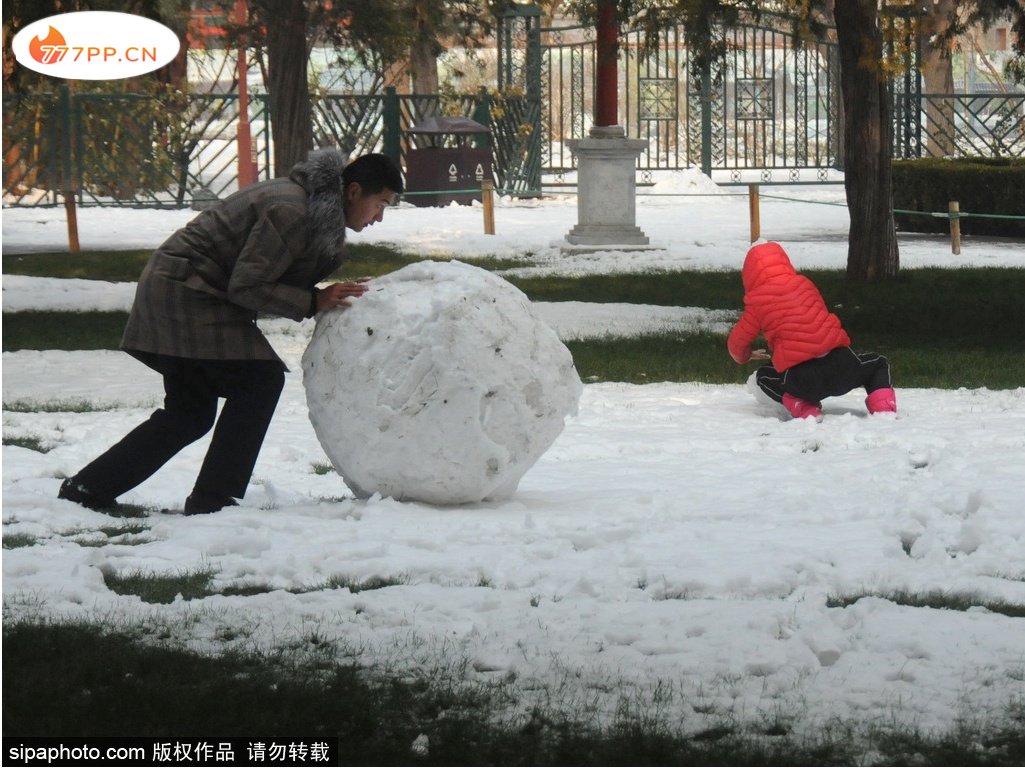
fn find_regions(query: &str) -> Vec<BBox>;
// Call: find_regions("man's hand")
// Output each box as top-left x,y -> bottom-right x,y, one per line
749,348 -> 772,361
316,279 -> 370,312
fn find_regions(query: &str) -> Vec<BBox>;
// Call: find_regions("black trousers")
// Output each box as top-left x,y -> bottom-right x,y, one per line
74,355 -> 285,503
755,347 -> 891,405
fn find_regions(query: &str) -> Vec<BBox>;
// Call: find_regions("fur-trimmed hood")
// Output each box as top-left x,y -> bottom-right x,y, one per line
290,149 -> 351,264
122,149 -> 355,365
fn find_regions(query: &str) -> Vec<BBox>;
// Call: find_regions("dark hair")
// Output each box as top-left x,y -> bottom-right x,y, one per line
343,153 -> 404,195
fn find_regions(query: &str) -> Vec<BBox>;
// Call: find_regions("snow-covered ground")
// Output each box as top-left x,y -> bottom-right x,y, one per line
3,175 -> 1024,739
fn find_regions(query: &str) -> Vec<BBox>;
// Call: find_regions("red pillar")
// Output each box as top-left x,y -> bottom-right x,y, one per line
595,0 -> 619,128
235,0 -> 258,188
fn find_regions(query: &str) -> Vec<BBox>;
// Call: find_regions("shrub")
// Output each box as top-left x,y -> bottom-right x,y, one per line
892,157 -> 1025,238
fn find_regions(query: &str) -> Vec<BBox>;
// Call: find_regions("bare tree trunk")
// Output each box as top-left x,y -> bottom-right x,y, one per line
263,0 -> 311,175
410,2 -> 439,95
410,37 -> 440,95
834,0 -> 899,281
919,0 -> 956,156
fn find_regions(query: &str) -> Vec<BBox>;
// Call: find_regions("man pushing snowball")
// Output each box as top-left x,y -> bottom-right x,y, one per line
59,150 -> 403,514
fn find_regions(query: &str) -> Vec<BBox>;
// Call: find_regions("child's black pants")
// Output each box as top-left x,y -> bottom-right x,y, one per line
755,347 -> 891,404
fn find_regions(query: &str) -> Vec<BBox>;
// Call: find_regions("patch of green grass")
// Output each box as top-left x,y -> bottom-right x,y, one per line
311,462 -> 334,475
94,523 -> 149,538
2,311 -> 129,352
220,581 -> 278,597
3,620 -> 1023,765
827,589 -> 1025,619
3,532 -> 38,549
4,399 -> 110,413
813,267 -> 1025,348
880,344 -> 1025,389
0,244 -> 531,285
328,243 -> 425,279
98,503 -> 151,519
567,331 -> 753,385
103,567 -> 217,604
509,269 -> 743,308
865,709 -> 1025,767
0,245 -> 420,283
300,574 -> 409,594
183,573 -> 411,598
2,250 -> 152,282
566,332 -> 1025,389
101,566 -> 408,603
462,255 -> 536,271
330,245 -> 531,279
74,535 -> 154,548
2,435 -> 49,452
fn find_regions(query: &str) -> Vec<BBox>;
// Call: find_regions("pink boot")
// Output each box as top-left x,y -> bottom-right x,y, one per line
866,387 -> 897,414
782,393 -> 823,420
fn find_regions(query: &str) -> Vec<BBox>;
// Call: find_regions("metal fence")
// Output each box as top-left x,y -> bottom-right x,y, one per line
539,20 -> 844,183
540,14 -> 1024,185
3,19 -> 1023,208
2,86 -> 540,208
2,88 -> 272,208
896,91 -> 1025,159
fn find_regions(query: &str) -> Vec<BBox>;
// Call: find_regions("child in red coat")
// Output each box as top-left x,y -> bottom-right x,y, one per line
727,242 -> 897,419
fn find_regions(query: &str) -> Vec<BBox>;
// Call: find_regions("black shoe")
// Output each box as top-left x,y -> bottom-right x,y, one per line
58,478 -> 118,512
183,491 -> 238,515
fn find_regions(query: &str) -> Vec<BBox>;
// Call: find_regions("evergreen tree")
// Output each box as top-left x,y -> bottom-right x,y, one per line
401,0 -> 493,94
3,0 -> 191,93
944,0 -> 1025,84
241,0 -> 407,174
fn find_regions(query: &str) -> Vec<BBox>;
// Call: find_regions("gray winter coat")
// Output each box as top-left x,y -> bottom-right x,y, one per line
121,151 -> 349,366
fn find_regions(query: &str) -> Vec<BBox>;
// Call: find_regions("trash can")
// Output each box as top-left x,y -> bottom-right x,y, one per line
405,116 -> 492,207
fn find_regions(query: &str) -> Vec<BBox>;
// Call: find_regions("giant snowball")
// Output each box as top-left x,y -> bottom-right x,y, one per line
301,260 -> 582,505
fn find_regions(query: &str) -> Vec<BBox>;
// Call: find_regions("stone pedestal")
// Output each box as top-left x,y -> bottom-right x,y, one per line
563,126 -> 651,252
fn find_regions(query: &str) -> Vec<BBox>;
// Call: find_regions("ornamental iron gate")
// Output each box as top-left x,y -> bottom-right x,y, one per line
537,10 -> 1023,183
540,13 -> 844,184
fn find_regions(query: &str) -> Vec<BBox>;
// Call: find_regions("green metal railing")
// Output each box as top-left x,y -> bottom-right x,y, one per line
895,92 -> 1025,159
1,88 -> 273,208
538,14 -> 845,183
2,73 -> 1021,209
2,85 -> 541,208
536,11 -> 1022,184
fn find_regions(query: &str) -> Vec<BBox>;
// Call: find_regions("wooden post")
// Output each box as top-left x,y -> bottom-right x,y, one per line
60,82 -> 80,252
482,180 -> 495,235
948,201 -> 961,255
64,194 -> 80,253
748,183 -> 760,243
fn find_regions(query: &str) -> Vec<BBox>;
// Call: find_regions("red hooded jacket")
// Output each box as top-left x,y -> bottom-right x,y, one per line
727,242 -> 850,372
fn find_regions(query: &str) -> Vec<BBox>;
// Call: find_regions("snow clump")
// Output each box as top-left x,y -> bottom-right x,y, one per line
302,260 -> 582,505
